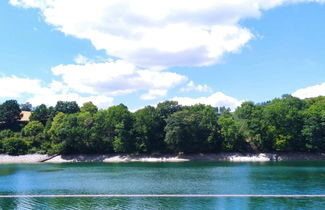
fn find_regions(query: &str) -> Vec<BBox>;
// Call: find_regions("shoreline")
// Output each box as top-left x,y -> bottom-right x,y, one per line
0,153 -> 325,164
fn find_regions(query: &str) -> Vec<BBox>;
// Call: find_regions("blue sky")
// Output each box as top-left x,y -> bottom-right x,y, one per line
0,0 -> 324,110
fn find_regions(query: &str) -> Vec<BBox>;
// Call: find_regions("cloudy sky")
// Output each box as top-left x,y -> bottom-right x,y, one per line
0,0 -> 324,110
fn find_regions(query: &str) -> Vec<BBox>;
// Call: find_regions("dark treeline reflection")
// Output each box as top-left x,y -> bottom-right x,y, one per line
0,95 -> 324,155
1,197 -> 325,209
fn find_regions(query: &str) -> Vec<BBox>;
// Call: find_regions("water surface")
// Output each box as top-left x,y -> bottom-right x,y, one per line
0,161 -> 325,209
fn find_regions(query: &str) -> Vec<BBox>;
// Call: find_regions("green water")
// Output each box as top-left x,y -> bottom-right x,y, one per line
1,161 -> 325,209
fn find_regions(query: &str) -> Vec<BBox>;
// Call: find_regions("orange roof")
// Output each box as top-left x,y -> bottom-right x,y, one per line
20,111 -> 31,121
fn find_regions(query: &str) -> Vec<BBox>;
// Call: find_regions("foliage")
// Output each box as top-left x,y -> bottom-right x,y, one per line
20,102 -> 33,111
0,100 -> 22,125
302,97 -> 325,151
2,137 -> 29,155
106,104 -> 134,153
55,101 -> 80,114
164,105 -> 221,153
156,101 -> 182,120
80,102 -> 98,114
30,104 -> 50,124
22,121 -> 44,145
0,129 -> 15,140
0,95 -> 324,155
134,106 -> 166,153
218,114 -> 245,152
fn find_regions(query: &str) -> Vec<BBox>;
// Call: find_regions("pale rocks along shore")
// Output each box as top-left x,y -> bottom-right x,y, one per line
0,153 -> 325,164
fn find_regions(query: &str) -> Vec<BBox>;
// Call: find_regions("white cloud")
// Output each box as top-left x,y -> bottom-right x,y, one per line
180,81 -> 213,93
0,62 -> 186,107
28,92 -> 113,109
0,76 -> 43,97
12,0 -> 325,68
74,54 -> 91,65
140,89 -> 168,100
0,76 -> 113,108
24,80 -> 114,108
52,60 -> 187,99
172,92 -> 244,111
292,82 -> 325,99
8,0 -> 325,108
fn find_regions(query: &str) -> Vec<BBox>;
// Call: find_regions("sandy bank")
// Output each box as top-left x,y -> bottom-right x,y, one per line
0,153 -> 325,164
0,154 -> 52,163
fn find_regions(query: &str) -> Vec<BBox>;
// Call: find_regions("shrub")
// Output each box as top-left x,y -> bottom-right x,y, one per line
0,129 -> 14,140
2,137 -> 29,155
0,141 -> 3,153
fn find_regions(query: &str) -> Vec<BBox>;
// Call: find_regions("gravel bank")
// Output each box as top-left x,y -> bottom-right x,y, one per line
0,153 -> 325,164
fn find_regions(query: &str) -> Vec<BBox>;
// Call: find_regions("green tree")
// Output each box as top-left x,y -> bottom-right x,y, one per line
218,114 -> 245,152
235,102 -> 269,151
80,102 -> 98,114
302,97 -> 325,151
235,96 -> 306,152
55,101 -> 80,114
82,104 -> 134,153
22,121 -> 44,144
263,95 -> 306,151
0,129 -> 14,140
164,106 -> 220,153
91,110 -> 114,153
156,101 -> 182,120
164,110 -> 196,153
106,104 -> 134,153
154,101 -> 183,150
47,112 -> 67,153
133,106 -> 165,153
2,137 -> 29,155
185,104 -> 222,151
20,102 -> 32,111
49,112 -> 93,154
30,104 -> 49,124
0,100 -> 22,125
48,112 -> 93,154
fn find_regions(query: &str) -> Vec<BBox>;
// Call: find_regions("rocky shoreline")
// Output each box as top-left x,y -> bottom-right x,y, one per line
0,153 -> 325,164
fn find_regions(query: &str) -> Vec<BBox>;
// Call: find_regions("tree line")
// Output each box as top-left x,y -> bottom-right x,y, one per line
0,94 -> 324,155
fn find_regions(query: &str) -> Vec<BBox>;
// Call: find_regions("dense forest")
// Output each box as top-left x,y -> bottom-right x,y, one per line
0,94 -> 324,155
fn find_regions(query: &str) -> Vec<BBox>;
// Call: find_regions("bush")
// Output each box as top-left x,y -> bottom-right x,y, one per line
2,137 -> 29,155
0,141 -> 3,153
0,129 -> 14,140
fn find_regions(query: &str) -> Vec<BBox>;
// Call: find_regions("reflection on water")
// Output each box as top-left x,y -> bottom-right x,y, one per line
38,169 -> 63,173
0,166 -> 19,177
1,197 -> 325,210
0,161 -> 325,209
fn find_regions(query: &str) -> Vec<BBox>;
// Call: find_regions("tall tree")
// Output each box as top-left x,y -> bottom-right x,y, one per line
156,101 -> 182,120
20,102 -> 32,111
218,114 -> 245,152
108,104 -> 134,153
30,104 -> 49,124
80,102 -> 98,114
302,97 -> 325,151
93,104 -> 134,153
134,106 -> 165,153
263,95 -> 306,151
22,121 -> 45,147
0,100 -> 22,125
55,101 -> 80,114
164,105 -> 220,153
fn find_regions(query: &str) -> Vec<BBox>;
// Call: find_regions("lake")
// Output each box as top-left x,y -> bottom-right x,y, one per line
1,161 -> 325,209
